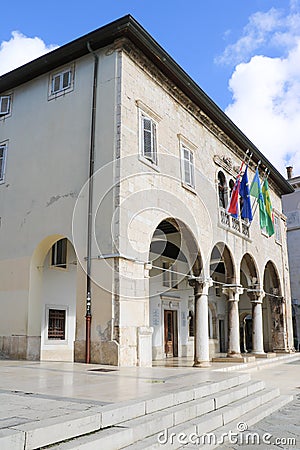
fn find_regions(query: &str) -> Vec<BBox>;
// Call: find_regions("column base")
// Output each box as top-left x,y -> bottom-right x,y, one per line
212,354 -> 256,363
193,360 -> 211,368
253,352 -> 276,358
227,352 -> 242,358
273,349 -> 294,354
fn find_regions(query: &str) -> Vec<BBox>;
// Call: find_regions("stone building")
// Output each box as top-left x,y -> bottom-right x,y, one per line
0,15 -> 294,366
282,167 -> 300,350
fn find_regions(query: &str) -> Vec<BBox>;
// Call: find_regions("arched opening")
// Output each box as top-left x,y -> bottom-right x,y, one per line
209,243 -> 236,355
149,218 -> 202,361
263,261 -> 284,352
28,235 -> 77,361
239,253 -> 259,353
218,171 -> 227,208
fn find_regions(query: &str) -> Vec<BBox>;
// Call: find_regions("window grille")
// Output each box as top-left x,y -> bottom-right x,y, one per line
48,309 -> 66,340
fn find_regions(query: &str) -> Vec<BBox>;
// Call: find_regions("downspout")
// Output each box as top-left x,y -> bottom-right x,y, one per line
86,42 -> 99,364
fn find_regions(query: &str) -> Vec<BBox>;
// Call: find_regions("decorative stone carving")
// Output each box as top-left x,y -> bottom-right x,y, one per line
213,155 -> 238,176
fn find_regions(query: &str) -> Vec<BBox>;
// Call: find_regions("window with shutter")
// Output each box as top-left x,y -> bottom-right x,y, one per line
181,146 -> 195,188
50,68 -> 73,95
141,113 -> 157,164
0,143 -> 7,182
0,96 -> 11,116
274,215 -> 281,243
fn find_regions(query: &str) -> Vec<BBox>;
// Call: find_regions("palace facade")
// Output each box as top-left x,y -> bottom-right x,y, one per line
0,16 -> 294,366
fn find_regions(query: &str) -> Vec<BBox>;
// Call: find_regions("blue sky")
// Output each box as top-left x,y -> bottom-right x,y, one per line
1,0 -> 300,175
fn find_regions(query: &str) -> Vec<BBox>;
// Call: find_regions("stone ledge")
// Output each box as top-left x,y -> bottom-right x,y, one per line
212,356 -> 256,363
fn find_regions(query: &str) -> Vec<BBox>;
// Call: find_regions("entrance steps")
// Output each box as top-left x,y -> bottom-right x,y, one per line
45,372 -> 292,450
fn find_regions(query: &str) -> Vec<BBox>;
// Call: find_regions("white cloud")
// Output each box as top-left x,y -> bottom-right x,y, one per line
0,31 -> 58,76
216,8 -> 284,65
222,1 -> 300,176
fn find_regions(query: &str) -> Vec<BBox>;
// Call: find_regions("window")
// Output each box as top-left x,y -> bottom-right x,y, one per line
274,215 -> 281,243
162,261 -> 178,288
49,68 -> 73,97
48,309 -> 66,340
188,311 -> 194,337
140,113 -> 157,164
51,238 -> 67,269
0,143 -> 7,183
181,146 -> 195,188
218,171 -> 227,208
0,96 -> 11,116
229,179 -> 235,197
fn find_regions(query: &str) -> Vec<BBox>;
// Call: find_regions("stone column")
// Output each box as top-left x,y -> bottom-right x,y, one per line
188,277 -> 213,367
223,284 -> 243,357
248,289 -> 265,354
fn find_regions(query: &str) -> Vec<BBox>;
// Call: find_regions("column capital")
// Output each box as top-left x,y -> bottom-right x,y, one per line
222,284 -> 243,300
248,288 -> 265,303
188,277 -> 213,295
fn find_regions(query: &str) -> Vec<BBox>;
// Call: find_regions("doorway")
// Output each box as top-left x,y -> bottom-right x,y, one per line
219,319 -> 226,353
164,310 -> 178,357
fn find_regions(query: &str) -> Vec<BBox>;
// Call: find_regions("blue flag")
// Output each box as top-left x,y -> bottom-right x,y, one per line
239,166 -> 253,221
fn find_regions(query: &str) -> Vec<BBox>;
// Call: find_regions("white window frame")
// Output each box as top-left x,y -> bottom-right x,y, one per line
0,142 -> 8,184
140,111 -> 157,165
49,65 -> 74,99
0,95 -> 11,117
136,100 -> 161,169
274,214 -> 281,244
181,145 -> 195,189
44,305 -> 68,344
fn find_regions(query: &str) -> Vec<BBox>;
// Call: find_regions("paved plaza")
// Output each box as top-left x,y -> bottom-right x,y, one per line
0,354 -> 299,448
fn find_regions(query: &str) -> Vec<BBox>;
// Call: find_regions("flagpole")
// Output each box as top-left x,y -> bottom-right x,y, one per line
227,149 -> 250,215
251,167 -> 269,221
237,151 -> 253,219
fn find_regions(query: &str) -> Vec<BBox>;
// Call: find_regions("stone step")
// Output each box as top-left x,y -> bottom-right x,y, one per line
197,394 -> 293,449
119,387 -> 282,450
0,373 -> 252,450
48,381 -> 270,450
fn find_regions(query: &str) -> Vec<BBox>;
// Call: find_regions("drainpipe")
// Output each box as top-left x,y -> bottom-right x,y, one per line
85,42 -> 99,364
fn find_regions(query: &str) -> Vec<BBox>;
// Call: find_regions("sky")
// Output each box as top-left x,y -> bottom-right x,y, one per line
1,0 -> 300,177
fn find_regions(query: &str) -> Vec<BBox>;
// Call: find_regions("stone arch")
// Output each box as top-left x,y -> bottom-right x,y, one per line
263,260 -> 285,352
149,218 -> 203,279
209,242 -> 236,357
240,253 -> 259,288
264,260 -> 282,295
149,217 -> 203,360
239,253 -> 259,353
27,235 -> 77,361
209,242 -> 236,285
